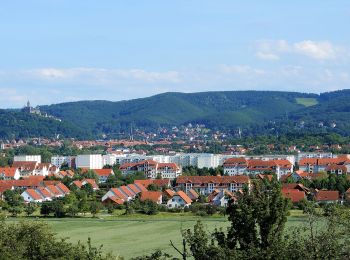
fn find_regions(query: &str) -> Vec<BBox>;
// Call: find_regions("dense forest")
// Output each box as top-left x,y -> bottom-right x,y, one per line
1,90 -> 350,139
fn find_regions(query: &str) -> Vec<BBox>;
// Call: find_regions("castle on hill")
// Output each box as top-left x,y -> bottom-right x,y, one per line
22,101 -> 41,115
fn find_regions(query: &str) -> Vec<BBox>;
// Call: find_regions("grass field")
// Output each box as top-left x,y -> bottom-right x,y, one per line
14,210 -> 308,259
296,97 -> 319,107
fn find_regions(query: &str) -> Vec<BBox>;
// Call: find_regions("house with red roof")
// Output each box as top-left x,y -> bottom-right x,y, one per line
281,189 -> 306,203
167,191 -> 192,208
176,175 -> 250,195
92,168 -> 114,183
140,191 -> 163,204
134,179 -> 171,188
101,183 -> 146,204
187,189 -> 199,201
314,190 -> 340,203
72,179 -> 99,190
0,167 -> 20,180
223,157 -> 248,175
21,189 -> 43,203
207,189 -> 235,207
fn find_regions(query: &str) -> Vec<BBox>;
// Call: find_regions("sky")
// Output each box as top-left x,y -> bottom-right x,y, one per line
0,0 -> 349,108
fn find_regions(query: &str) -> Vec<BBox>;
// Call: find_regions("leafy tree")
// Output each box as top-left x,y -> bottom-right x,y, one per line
90,200 -> 102,217
25,202 -> 37,216
141,200 -> 158,215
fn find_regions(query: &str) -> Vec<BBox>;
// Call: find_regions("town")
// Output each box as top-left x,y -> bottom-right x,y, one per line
1,149 -> 349,213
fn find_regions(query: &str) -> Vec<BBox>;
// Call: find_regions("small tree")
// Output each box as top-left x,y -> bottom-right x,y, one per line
90,201 -> 102,217
25,202 -> 37,216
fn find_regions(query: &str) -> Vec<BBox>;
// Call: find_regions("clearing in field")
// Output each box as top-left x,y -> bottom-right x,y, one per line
296,97 -> 319,107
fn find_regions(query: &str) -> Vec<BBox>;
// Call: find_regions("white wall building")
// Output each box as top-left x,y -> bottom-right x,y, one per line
51,156 -> 73,168
76,154 -> 103,169
14,155 -> 41,163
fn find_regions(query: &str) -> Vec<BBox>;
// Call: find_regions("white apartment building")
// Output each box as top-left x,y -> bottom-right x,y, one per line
51,156 -> 74,168
297,152 -> 334,163
76,154 -> 103,169
14,155 -> 41,163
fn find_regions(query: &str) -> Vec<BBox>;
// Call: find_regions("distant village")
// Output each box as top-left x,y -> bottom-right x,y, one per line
0,150 -> 349,209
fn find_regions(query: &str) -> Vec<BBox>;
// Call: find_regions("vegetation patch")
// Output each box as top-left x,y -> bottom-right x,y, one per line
296,97 -> 319,107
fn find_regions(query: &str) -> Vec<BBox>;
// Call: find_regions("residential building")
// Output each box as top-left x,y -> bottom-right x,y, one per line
14,155 -> 41,163
76,154 -> 103,169
120,160 -> 181,179
175,175 -> 250,195
299,157 -> 350,174
166,191 -> 192,208
51,156 -> 74,168
314,190 -> 340,203
0,167 -> 21,180
207,189 -> 235,207
140,191 -> 163,204
92,168 -> 114,183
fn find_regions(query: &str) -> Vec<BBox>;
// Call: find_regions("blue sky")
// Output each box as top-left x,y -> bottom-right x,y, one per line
0,1 -> 349,107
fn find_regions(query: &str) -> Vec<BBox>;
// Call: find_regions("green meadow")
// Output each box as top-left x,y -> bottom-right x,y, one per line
15,210 -> 309,259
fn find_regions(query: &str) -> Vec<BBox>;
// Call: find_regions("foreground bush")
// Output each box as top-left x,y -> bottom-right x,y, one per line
0,220 -> 119,260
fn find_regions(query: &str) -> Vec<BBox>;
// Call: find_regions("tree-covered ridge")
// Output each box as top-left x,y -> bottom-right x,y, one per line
40,91 -> 316,134
0,110 -> 90,139
2,89 -> 350,139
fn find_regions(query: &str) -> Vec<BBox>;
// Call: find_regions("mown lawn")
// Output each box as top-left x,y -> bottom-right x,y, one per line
13,210 -> 308,259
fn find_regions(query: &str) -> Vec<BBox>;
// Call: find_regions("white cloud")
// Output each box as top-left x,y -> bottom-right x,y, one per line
256,52 -> 280,60
256,40 -> 343,61
27,68 -> 181,83
294,41 -> 336,60
220,65 -> 266,75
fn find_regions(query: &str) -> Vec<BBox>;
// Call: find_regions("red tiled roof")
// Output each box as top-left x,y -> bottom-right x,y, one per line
56,183 -> 70,194
299,157 -> 347,166
0,183 -> 14,193
176,175 -> 250,185
105,196 -> 124,205
111,188 -> 128,200
119,185 -> 135,197
0,167 -> 18,178
72,180 -> 83,188
140,191 -> 162,203
325,164 -> 347,172
187,189 -> 199,199
176,191 -> 192,204
25,189 -> 42,200
127,184 -> 141,194
164,189 -> 175,198
134,183 -> 148,192
84,179 -> 99,189
46,185 -> 62,196
92,169 -> 114,177
223,157 -> 247,166
315,190 -> 339,201
37,187 -> 52,198
282,189 -> 305,203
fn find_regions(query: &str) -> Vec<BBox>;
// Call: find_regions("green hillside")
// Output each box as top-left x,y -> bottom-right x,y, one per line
40,91 -> 316,135
0,110 -> 90,139
2,89 -> 350,139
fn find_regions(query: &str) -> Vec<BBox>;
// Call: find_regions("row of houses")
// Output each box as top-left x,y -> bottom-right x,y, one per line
223,158 -> 293,177
21,182 -> 70,203
280,182 -> 346,204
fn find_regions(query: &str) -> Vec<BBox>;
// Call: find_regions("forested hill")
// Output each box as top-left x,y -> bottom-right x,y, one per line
0,110 -> 90,139
39,91 -> 316,136
1,89 -> 350,139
